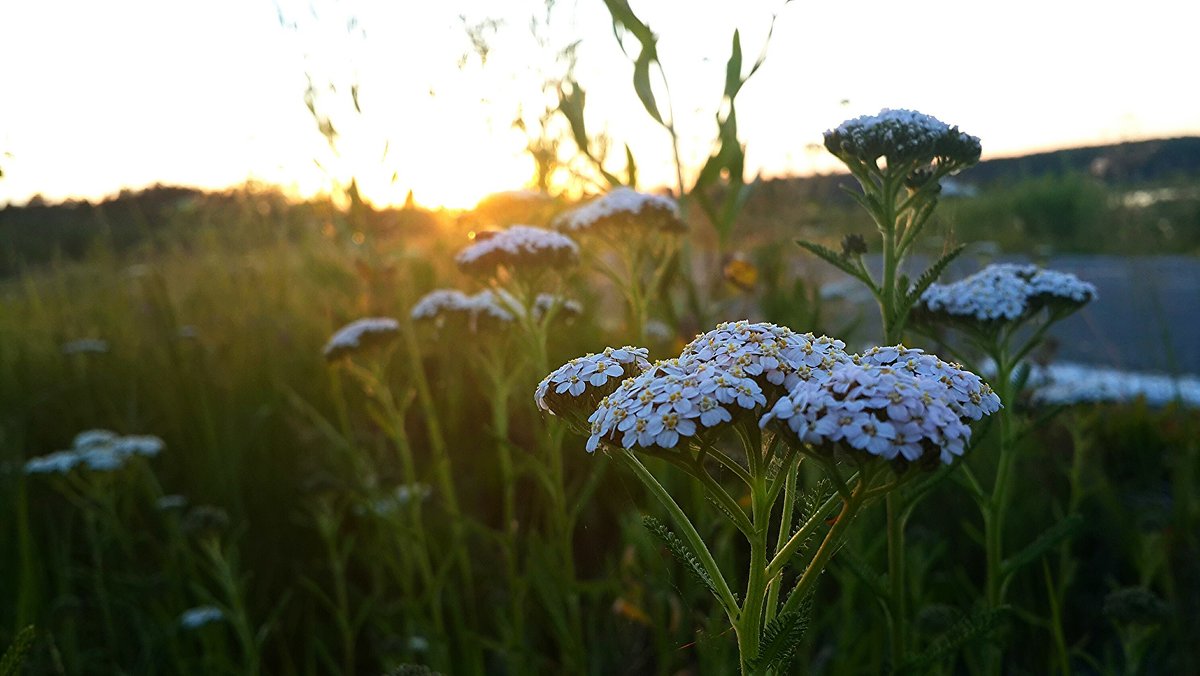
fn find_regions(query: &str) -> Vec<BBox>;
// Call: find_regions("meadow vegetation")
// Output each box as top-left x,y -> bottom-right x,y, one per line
2,4 -> 1199,675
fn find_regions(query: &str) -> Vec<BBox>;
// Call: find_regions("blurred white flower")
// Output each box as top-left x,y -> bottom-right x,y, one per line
179,605 -> 224,629
24,430 -> 165,475
62,338 -> 110,355
157,494 -> 188,511
1022,361 -> 1200,408
455,224 -> 579,275
553,187 -> 685,234
322,317 -> 400,361
919,263 -> 1097,324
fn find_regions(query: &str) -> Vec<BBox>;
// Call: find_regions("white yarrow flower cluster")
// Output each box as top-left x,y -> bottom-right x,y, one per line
412,288 -> 581,331
761,362 -> 973,465
455,224 -> 579,275
24,429 -> 165,475
586,358 -> 768,452
824,108 -> 981,169
1023,362 -> 1200,408
179,606 -> 225,630
536,347 -> 651,422
322,317 -> 401,361
554,187 -> 685,234
680,321 -> 851,392
858,345 -> 1002,421
920,263 -> 1097,323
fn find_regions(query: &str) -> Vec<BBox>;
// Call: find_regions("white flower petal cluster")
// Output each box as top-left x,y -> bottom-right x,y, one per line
455,224 -> 579,275
322,317 -> 401,361
359,483 -> 434,517
1024,361 -> 1200,408
179,606 -> 225,629
536,347 -> 652,419
586,358 -> 768,453
761,362 -> 973,465
24,429 -> 165,475
554,187 -> 685,234
680,321 -> 851,392
412,288 -> 581,331
920,263 -> 1097,323
824,108 -> 981,168
62,338 -> 110,355
858,345 -> 1002,420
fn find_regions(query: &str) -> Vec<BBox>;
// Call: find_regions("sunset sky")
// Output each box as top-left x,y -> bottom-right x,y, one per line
3,0 -> 1199,209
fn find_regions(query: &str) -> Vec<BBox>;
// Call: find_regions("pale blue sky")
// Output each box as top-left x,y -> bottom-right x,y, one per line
2,0 -> 1198,208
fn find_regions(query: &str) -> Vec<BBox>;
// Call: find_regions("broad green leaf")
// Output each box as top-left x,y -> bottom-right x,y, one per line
747,599 -> 812,672
723,30 -> 743,100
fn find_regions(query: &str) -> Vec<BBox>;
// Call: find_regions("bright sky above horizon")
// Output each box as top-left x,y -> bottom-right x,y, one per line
2,0 -> 1199,209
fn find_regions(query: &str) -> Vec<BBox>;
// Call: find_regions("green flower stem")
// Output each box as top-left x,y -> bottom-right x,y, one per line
985,347 -> 1016,610
887,492 -> 908,666
765,487 -> 845,578
763,463 -> 799,625
778,470 -> 871,619
619,449 -> 740,621
737,472 -> 771,674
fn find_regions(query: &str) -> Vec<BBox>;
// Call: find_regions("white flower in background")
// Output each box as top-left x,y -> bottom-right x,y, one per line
644,319 -> 673,342
362,483 -> 434,517
761,361 -> 986,466
536,347 -> 651,426
679,320 -> 851,392
1021,361 -> 1200,408
586,358 -> 767,453
322,317 -> 401,361
553,187 -> 685,234
157,494 -> 189,511
455,224 -> 579,275
62,338 -> 110,355
179,606 -> 225,629
413,289 -> 581,331
919,263 -> 1097,323
24,450 -> 84,475
824,108 -> 981,170
23,430 -> 166,475
858,345 -> 1002,421
411,289 -> 474,322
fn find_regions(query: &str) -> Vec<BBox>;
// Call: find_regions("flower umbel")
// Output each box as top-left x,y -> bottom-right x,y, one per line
824,108 -> 981,173
536,347 -> 651,429
553,187 -> 685,235
323,317 -> 401,361
455,224 -> 579,276
919,263 -> 1097,324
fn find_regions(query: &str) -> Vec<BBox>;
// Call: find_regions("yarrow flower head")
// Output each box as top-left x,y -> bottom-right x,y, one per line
858,345 -> 1002,421
761,361 -> 981,467
918,263 -> 1097,325
824,108 -> 981,173
24,429 -> 165,475
455,224 -> 579,276
412,288 -> 581,332
586,358 -> 768,453
553,187 -> 685,235
323,317 -> 401,361
679,320 -> 852,394
536,347 -> 651,428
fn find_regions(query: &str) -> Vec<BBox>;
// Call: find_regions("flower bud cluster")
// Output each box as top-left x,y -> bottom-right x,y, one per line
919,263 -> 1097,323
322,317 -> 401,361
761,362 -> 972,466
455,224 -> 579,275
25,429 -> 164,475
553,187 -> 685,235
824,108 -> 981,171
